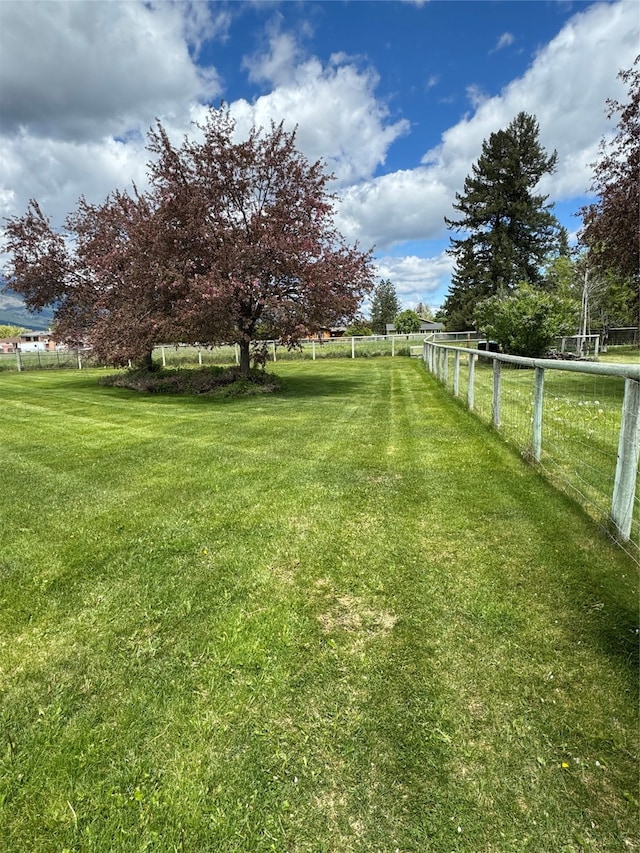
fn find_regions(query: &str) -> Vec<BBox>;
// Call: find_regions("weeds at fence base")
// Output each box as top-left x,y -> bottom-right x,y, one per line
98,365 -> 282,396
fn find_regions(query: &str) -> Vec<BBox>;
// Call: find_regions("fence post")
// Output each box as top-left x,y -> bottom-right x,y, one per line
352,336 -> 356,359
468,352 -> 475,410
77,351 -> 82,370
453,349 -> 460,397
235,344 -> 240,365
312,340 -> 316,361
492,358 -> 501,427
611,378 -> 640,542
532,367 -> 545,462
391,336 -> 395,358
16,350 -> 22,372
161,346 -> 166,367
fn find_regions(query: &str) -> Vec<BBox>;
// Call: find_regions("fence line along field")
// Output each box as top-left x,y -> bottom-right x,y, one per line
1,359 -> 637,853
424,342 -> 640,560
0,334 -> 425,373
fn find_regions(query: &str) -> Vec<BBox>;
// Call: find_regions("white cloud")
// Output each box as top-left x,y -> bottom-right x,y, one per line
373,253 -> 453,306
1,0 -> 637,312
244,30 -> 303,86
1,132 -> 150,220
234,35 -> 409,185
335,168 -> 450,249
491,32 -> 515,53
466,83 -> 489,109
0,2 -> 226,226
423,1 -> 638,200
0,7 -> 409,229
0,1 -> 222,141
340,0 -> 638,255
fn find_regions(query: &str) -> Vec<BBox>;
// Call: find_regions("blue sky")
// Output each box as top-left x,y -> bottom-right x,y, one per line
0,0 -> 637,317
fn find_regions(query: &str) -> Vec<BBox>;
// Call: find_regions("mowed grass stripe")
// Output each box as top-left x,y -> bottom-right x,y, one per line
0,360 -> 637,853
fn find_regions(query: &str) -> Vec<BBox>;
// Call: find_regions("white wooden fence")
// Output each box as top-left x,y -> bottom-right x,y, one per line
424,340 -> 640,558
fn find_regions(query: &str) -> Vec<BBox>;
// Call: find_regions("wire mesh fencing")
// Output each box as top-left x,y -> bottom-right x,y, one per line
0,335 -> 426,373
0,348 -> 95,372
424,341 -> 640,562
153,335 -> 425,367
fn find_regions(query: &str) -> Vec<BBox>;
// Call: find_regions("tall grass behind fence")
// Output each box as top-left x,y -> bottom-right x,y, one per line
153,334 -> 423,367
0,348 -> 95,372
424,341 -> 640,561
0,335 -> 424,372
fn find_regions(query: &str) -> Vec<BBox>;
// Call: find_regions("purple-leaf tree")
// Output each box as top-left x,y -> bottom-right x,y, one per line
3,108 -> 375,375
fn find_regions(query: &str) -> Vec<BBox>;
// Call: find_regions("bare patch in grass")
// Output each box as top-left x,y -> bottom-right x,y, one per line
269,558 -> 301,586
317,592 -> 396,643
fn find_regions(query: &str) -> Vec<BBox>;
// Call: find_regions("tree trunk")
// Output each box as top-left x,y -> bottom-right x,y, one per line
238,339 -> 250,377
136,349 -> 156,372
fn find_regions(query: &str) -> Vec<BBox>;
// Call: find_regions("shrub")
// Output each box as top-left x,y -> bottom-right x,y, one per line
474,284 -> 579,358
98,366 -> 282,396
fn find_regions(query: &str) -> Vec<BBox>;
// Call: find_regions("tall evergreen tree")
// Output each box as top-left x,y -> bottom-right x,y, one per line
369,278 -> 401,334
443,112 -> 560,330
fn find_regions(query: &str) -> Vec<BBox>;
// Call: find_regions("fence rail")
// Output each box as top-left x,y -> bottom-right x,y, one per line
423,340 -> 640,560
0,335 -> 429,372
152,334 -> 427,366
0,347 -> 93,372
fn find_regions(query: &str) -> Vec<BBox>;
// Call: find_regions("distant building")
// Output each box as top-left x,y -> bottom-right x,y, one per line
17,331 -> 58,352
313,326 -> 348,340
0,337 -> 20,354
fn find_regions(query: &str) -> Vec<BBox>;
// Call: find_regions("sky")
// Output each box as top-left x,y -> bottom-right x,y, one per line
0,0 -> 638,317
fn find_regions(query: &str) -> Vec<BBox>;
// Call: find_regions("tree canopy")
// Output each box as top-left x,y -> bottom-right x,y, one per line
394,309 -> 421,334
443,112 -> 560,330
475,284 -> 577,358
0,324 -> 24,338
414,301 -> 435,321
579,58 -> 639,325
3,109 -> 375,374
369,279 -> 401,334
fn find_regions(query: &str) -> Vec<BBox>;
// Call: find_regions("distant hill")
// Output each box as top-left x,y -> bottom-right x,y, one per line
0,288 -> 54,331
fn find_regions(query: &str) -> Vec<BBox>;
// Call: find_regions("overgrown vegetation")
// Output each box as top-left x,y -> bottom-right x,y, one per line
474,283 -> 578,357
1,360 -> 637,852
98,365 -> 281,396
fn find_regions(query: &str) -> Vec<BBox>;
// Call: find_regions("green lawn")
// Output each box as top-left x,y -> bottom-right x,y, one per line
1,359 -> 637,852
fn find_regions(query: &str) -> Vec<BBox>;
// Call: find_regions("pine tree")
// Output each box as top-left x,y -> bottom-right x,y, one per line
369,279 -> 401,334
443,112 -> 560,330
